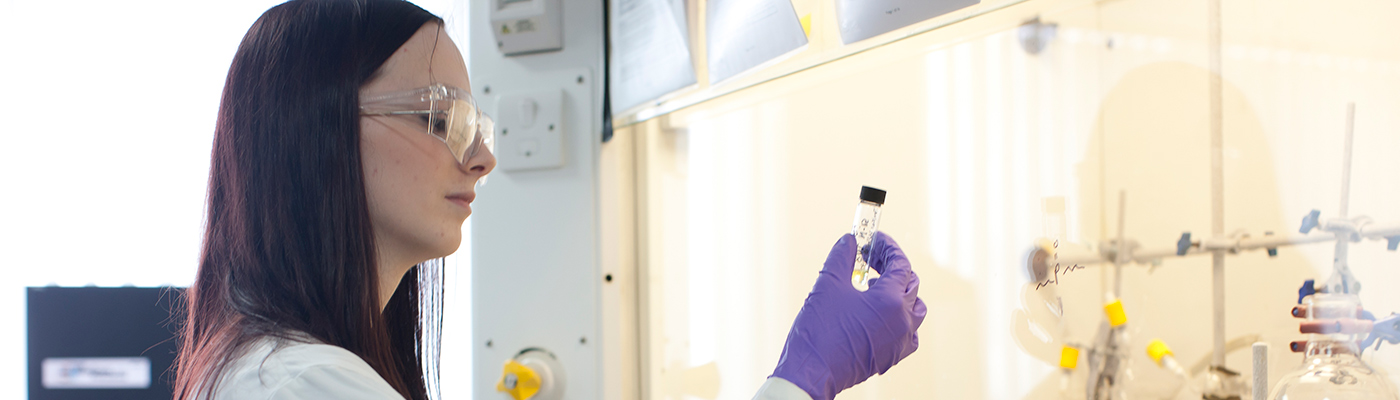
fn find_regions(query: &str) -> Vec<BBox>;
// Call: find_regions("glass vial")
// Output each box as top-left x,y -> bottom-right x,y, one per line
851,186 -> 886,291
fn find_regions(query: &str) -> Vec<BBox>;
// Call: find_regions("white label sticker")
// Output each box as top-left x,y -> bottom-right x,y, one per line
42,357 -> 151,389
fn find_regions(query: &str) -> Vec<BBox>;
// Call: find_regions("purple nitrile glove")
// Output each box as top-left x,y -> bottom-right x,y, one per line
770,232 -> 927,400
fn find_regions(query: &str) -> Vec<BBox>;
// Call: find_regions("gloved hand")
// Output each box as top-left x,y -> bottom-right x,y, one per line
770,232 -> 927,400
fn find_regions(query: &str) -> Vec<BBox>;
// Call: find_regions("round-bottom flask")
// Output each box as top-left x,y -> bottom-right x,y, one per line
1269,341 -> 1395,400
1270,293 -> 1398,400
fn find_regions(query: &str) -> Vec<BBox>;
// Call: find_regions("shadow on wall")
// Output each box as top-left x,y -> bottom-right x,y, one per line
1022,61 -> 1317,400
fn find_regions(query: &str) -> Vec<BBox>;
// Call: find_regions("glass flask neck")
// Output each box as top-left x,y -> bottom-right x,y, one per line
1303,338 -> 1361,359
1301,292 -> 1364,361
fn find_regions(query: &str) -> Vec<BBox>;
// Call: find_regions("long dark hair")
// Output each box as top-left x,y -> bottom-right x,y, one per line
173,1 -> 444,399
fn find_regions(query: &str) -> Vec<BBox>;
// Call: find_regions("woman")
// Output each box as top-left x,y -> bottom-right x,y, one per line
173,1 -> 925,399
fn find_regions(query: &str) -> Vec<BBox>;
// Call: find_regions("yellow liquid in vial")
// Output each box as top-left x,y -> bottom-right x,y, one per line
851,205 -> 881,290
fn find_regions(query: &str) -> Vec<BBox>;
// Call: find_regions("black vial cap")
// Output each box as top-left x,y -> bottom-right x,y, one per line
859,186 -> 886,205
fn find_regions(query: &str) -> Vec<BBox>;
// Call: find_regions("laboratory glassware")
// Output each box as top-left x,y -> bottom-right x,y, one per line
1083,297 -> 1185,400
1146,339 -> 1205,399
851,186 -> 885,291
1269,292 -> 1399,400
1086,298 -> 1136,400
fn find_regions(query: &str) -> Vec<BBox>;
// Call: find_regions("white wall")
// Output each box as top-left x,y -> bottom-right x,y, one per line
0,0 -> 474,398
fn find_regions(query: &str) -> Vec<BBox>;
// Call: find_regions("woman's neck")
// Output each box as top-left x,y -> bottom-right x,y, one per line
375,244 -> 418,312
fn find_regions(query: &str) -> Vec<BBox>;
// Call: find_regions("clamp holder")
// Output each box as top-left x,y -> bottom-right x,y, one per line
1297,279 -> 1316,305
1265,231 -> 1279,257
1300,210 -> 1322,234
1176,232 -> 1192,256
1362,313 -> 1400,353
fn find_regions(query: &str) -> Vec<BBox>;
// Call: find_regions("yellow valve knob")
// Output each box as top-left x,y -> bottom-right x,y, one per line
1104,299 -> 1128,327
1059,345 -> 1080,370
496,359 -> 542,400
1146,339 -> 1173,366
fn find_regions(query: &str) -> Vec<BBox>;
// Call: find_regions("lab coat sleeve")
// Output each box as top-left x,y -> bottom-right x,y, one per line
752,377 -> 814,400
267,364 -> 406,399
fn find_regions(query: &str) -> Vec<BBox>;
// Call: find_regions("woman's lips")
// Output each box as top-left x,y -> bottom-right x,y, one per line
448,198 -> 471,209
446,193 -> 475,209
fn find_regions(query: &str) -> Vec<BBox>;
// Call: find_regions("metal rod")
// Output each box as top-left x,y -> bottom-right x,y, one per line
1047,228 -> 1394,269
1208,0 -> 1227,368
1360,222 -> 1400,239
1340,103 -> 1355,217
1333,104 -> 1357,294
1049,233 -> 1335,267
1212,252 -> 1227,366
1115,190 -> 1127,298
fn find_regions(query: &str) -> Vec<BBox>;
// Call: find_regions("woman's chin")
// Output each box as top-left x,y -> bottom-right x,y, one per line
428,232 -> 464,260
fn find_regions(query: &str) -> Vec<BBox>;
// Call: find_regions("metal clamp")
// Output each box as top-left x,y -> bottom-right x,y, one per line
1297,279 -> 1315,305
1300,210 -> 1322,234
1362,313 -> 1400,353
1176,232 -> 1192,256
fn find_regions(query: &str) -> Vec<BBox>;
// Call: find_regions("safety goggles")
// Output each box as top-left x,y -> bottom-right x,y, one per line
360,84 -> 495,166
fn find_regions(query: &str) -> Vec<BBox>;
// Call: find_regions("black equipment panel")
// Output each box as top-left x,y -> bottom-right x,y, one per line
27,287 -> 183,400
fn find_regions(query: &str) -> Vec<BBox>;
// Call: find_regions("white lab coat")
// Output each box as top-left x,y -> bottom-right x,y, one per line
211,336 -> 404,399
210,336 -> 812,400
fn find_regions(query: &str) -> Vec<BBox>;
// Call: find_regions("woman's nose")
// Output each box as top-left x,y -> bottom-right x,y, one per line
462,146 -> 497,177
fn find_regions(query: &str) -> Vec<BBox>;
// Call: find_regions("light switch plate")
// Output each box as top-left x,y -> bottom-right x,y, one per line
495,89 -> 565,171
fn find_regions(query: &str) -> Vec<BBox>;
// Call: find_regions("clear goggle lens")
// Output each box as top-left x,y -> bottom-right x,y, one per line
427,93 -> 494,165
